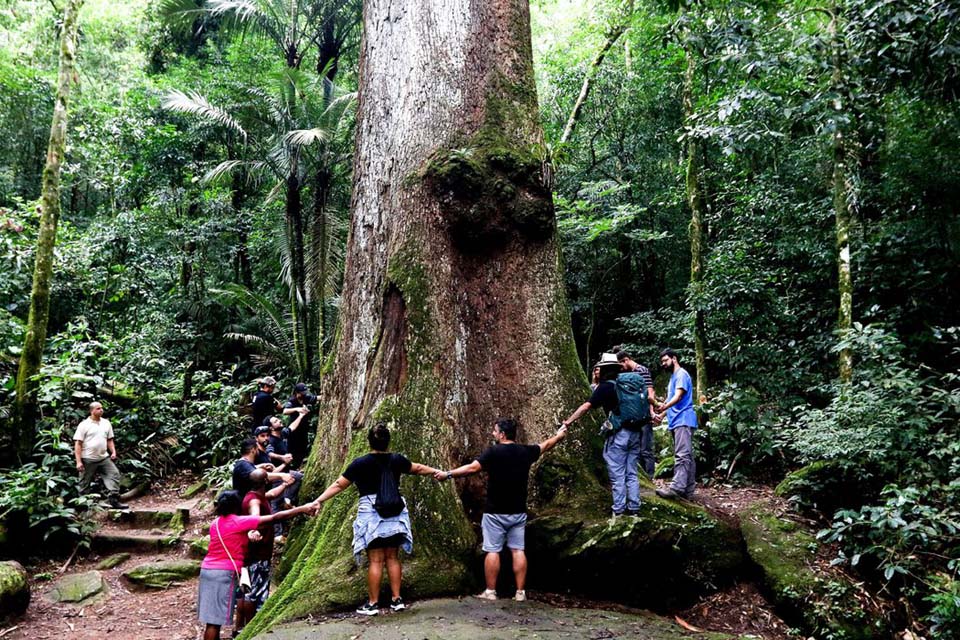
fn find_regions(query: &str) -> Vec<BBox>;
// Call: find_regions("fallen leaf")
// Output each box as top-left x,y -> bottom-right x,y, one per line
675,616 -> 703,632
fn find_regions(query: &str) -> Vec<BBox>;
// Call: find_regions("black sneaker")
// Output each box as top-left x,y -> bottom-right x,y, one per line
656,487 -> 680,499
356,601 -> 379,616
390,597 -> 405,611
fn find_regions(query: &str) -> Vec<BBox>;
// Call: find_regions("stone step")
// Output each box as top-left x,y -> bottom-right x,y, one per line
106,498 -> 201,530
91,530 -> 181,554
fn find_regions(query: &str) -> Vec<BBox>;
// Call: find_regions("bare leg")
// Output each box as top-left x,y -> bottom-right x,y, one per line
510,549 -> 528,591
484,552 -> 500,591
203,623 -> 220,640
236,598 -> 255,631
367,547 -> 385,604
384,547 -> 402,599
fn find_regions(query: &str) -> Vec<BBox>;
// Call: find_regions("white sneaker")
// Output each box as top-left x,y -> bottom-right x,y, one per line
474,589 -> 497,601
514,590 -> 526,602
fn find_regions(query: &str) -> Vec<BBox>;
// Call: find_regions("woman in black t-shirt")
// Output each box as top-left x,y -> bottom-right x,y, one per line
312,423 -> 440,616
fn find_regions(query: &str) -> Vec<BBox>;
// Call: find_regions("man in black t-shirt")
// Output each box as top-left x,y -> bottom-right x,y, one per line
562,352 -> 645,516
232,437 -> 295,496
250,376 -> 282,431
436,418 -> 567,602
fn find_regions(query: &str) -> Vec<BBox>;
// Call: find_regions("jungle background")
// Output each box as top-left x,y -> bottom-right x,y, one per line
0,0 -> 958,637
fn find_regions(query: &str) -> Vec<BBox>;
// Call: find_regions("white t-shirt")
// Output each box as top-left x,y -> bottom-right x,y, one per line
73,418 -> 114,461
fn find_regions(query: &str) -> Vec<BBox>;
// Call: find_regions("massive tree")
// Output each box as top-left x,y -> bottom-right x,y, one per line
241,0 -> 593,631
243,3 -> 745,634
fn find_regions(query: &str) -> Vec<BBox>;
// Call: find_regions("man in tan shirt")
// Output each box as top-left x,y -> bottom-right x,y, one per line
73,401 -> 123,508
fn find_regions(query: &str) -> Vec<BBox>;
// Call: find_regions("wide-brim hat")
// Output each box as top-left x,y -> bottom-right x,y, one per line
593,352 -> 621,369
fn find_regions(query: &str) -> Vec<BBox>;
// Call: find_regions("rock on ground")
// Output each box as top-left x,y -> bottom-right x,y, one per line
740,502 -> 889,639
0,561 -> 30,620
247,597 -> 735,639
44,570 -> 105,604
123,559 -> 201,589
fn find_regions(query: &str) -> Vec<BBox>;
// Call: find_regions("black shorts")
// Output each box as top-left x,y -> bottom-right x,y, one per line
367,533 -> 406,550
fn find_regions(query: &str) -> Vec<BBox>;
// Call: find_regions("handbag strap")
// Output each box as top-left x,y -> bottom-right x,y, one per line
213,517 -> 242,578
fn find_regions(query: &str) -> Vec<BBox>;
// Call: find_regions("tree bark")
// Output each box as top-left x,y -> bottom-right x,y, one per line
682,22 -> 709,404
244,0 -> 594,630
13,0 -> 84,454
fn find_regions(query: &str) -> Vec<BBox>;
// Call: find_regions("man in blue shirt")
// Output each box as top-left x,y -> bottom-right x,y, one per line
655,348 -> 697,499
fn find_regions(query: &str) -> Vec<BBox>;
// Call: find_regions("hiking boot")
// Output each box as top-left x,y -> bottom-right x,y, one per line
474,589 -> 497,601
514,590 -> 526,602
390,597 -> 406,611
108,495 -> 124,509
656,487 -> 680,499
626,509 -> 640,517
356,601 -> 379,616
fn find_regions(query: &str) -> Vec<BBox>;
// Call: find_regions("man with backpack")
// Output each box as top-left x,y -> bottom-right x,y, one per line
616,349 -> 658,478
561,352 -> 652,516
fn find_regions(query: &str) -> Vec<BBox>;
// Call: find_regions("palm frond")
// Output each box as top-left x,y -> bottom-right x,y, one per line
161,90 -> 247,139
158,0 -> 208,30
285,128 -> 330,147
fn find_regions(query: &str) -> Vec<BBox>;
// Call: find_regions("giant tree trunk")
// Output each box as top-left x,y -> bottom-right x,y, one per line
242,0 -> 595,632
13,0 -> 84,455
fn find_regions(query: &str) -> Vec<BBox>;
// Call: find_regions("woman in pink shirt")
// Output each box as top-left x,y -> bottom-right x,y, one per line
198,490 -> 317,640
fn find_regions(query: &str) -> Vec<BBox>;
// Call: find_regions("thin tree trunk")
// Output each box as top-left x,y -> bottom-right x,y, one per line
683,26 -> 709,404
245,0 -> 593,629
830,7 -> 856,384
13,0 -> 84,454
559,0 -> 633,145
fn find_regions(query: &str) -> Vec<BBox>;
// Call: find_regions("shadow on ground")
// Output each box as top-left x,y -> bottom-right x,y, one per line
251,596 -> 732,639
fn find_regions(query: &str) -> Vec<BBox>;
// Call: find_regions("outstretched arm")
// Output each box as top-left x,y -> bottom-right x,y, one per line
286,410 -> 307,433
538,424 -> 568,454
315,475 -> 352,504
257,502 -> 317,525
561,401 -> 593,428
409,462 -> 441,476
434,459 -> 482,481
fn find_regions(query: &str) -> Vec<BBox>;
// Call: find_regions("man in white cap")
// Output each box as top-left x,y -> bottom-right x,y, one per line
561,353 -> 645,516
251,376 -> 282,431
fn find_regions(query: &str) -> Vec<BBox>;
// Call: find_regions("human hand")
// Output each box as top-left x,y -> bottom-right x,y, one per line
263,464 -> 275,472
281,473 -> 294,486
556,424 -> 568,439
110,452 -> 117,461
300,407 -> 309,415
652,413 -> 663,425
282,454 -> 293,464
308,500 -> 322,515
433,470 -> 450,482
76,461 -> 84,472
248,530 -> 262,542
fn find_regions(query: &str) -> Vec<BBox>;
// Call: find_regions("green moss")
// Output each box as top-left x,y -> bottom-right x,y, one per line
419,71 -> 553,253
740,503 -> 888,639
525,497 -> 744,610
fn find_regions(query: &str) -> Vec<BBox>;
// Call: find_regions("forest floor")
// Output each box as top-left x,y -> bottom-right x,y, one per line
7,478 -> 791,640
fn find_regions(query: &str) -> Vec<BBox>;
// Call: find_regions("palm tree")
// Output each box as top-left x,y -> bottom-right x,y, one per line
162,70 -> 355,379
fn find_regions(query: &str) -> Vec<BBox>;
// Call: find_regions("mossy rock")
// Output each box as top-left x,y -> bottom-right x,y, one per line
775,460 -> 887,517
525,494 -> 745,610
123,560 -> 201,589
45,570 -> 105,604
95,553 -> 131,570
188,536 -> 209,559
0,561 -> 29,620
740,502 -> 889,639
182,480 -> 208,499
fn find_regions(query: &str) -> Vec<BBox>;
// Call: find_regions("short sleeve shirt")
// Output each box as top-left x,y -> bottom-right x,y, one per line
476,444 -> 541,514
251,391 -> 277,429
631,364 -> 654,390
588,380 -> 618,413
73,418 -> 114,461
343,453 -> 413,497
202,514 -> 260,571
268,431 -> 291,456
667,368 -> 698,429
232,459 -> 257,495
